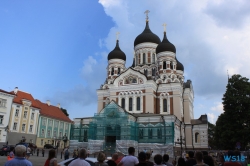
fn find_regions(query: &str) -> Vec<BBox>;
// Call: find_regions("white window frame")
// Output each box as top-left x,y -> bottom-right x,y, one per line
53,130 -> 57,137
15,109 -> 19,117
42,118 -> 46,126
47,130 -> 51,137
31,113 -> 34,120
13,123 -> 17,130
0,115 -> 3,124
29,125 -> 33,132
0,99 -> 7,107
41,129 -> 45,137
22,124 -> 26,132
23,111 -> 27,119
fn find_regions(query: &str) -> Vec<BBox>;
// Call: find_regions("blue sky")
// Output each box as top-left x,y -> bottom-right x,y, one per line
1,0 -> 250,124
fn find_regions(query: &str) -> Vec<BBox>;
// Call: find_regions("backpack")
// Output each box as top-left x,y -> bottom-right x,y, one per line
44,159 -> 50,166
65,149 -> 69,156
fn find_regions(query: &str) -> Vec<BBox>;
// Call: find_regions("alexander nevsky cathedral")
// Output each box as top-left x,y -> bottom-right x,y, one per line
70,12 -> 208,157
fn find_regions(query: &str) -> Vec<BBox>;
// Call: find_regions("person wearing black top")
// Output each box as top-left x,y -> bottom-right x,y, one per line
107,153 -> 118,166
136,152 -> 148,166
186,151 -> 197,166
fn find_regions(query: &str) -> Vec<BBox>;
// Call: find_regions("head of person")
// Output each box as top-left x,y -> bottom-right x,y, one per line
128,147 -> 135,155
14,145 -> 26,157
163,154 -> 170,162
227,150 -> 235,160
79,148 -> 88,159
178,157 -> 186,166
186,154 -> 189,159
154,154 -> 163,165
203,155 -> 214,166
138,152 -> 147,162
97,152 -> 106,163
202,151 -> 208,157
146,152 -> 151,160
195,151 -> 203,163
188,151 -> 194,158
48,149 -> 56,160
10,147 -> 15,152
112,153 -> 118,161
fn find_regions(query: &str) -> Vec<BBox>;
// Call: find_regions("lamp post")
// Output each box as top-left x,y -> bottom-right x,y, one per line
175,136 -> 185,157
62,134 -> 68,148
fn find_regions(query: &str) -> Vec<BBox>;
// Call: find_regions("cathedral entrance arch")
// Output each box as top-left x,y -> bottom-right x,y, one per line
104,124 -> 121,154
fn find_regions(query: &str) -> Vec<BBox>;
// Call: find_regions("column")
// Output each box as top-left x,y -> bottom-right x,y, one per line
125,96 -> 129,111
133,95 -> 136,112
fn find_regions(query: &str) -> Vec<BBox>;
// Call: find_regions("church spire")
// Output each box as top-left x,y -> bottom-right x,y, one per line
144,10 -> 150,22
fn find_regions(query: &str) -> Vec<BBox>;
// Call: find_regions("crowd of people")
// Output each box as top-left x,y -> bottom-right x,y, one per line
3,145 -> 250,166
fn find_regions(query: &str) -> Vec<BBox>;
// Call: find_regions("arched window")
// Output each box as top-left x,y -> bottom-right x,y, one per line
143,53 -> 146,64
118,68 -> 120,75
152,53 -> 155,63
195,132 -> 200,143
121,98 -> 125,109
136,97 -> 140,111
148,129 -> 153,139
147,53 -> 151,63
163,61 -> 166,69
170,62 -> 173,69
152,68 -> 155,76
144,69 -> 148,76
139,129 -> 143,139
163,99 -> 167,112
111,68 -> 114,75
129,98 -> 133,111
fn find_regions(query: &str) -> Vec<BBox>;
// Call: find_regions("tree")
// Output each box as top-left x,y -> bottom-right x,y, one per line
61,108 -> 69,117
214,74 -> 250,150
208,122 -> 216,149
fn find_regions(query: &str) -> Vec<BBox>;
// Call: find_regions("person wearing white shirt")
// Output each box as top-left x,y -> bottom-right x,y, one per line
117,147 -> 139,166
68,148 -> 90,166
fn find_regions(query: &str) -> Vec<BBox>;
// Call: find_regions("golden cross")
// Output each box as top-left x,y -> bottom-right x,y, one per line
144,10 -> 150,21
162,23 -> 167,32
116,32 -> 120,40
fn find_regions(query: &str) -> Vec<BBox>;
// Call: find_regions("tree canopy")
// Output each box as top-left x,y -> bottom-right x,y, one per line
214,74 -> 250,150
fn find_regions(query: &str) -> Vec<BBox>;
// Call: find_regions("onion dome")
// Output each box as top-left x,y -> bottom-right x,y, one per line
176,58 -> 184,71
156,32 -> 176,54
108,40 -> 126,61
134,21 -> 161,47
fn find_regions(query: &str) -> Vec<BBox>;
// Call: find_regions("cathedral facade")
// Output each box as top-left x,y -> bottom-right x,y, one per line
70,15 -> 208,157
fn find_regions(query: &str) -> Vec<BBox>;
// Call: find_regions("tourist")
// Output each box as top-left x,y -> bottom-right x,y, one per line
194,151 -> 208,166
224,151 -> 241,166
162,154 -> 173,166
64,146 -> 70,160
4,145 -> 32,166
146,152 -> 154,166
26,146 -> 31,159
95,152 -> 108,166
73,149 -> 77,158
218,153 -> 225,166
42,149 -> 45,157
68,148 -> 90,166
117,147 -> 139,166
154,154 -> 166,166
37,148 -> 39,156
44,149 -> 58,166
203,155 -> 215,166
107,153 -> 118,166
186,151 -> 197,166
7,147 -> 15,161
178,157 -> 186,166
135,151 -> 147,166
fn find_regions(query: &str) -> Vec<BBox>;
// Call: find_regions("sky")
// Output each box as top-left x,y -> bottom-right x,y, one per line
1,0 -> 250,124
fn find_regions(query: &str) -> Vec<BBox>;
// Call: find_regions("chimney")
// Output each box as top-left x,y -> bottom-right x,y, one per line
14,87 -> 18,94
57,103 -> 61,109
46,100 -> 50,106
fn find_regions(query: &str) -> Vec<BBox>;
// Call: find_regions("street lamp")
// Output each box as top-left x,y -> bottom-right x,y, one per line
175,136 -> 185,157
62,134 -> 68,148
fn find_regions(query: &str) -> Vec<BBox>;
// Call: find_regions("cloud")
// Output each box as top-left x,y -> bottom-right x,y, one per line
211,102 -> 224,113
207,113 -> 216,124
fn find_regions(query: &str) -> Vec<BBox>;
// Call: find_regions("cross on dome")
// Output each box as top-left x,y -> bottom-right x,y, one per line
144,10 -> 150,21
162,23 -> 167,32
116,32 -> 120,40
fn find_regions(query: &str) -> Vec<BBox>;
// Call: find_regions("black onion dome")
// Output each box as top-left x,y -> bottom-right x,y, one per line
134,21 -> 161,47
108,40 -> 126,61
176,58 -> 184,71
156,32 -> 176,54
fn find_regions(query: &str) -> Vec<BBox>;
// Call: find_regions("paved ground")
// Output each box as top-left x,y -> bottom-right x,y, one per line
0,149 -> 66,166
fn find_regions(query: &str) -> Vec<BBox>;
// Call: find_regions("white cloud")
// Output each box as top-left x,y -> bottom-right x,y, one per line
82,56 -> 97,74
211,102 -> 224,113
207,113 -> 216,124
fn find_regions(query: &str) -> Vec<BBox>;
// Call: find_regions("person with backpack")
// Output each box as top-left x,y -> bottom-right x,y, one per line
44,149 -> 58,166
64,146 -> 70,160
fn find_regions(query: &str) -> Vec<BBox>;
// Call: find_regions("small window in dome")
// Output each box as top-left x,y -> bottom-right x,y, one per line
118,68 -> 120,75
144,69 -> 148,76
153,53 -> 155,64
163,61 -> 166,69
143,53 -> 146,64
111,68 -> 114,75
170,62 -> 173,70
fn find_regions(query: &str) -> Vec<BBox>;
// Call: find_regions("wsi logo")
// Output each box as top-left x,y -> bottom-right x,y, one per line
224,156 -> 245,162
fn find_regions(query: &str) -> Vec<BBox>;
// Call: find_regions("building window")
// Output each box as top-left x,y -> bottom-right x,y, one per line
25,107 -> 28,110
152,53 -> 155,63
121,98 -> 125,109
15,109 -> 19,117
136,97 -> 140,111
41,129 -> 45,137
60,123 -> 64,129
144,69 -> 147,76
22,124 -> 25,132
0,99 -> 7,107
47,130 -> 51,137
41,139 -> 43,146
49,120 -> 52,127
13,123 -> 17,130
111,68 -> 114,75
23,111 -> 27,119
148,129 -> 153,139
152,68 -> 155,76
118,68 -> 120,75
137,54 -> 141,65
129,98 -> 133,111
139,129 -> 143,139
53,130 -> 57,137
195,132 -> 200,143
147,53 -> 151,63
59,132 -> 62,138
163,99 -> 167,112
170,62 -> 173,69
42,118 -> 46,126
143,53 -> 146,64
0,115 -> 3,124
31,113 -> 34,120
55,121 -> 58,128
29,125 -> 33,132
163,61 -> 166,69
157,128 -> 162,139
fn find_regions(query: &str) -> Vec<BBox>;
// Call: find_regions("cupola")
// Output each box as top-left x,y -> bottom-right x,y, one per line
156,31 -> 176,54
108,40 -> 126,61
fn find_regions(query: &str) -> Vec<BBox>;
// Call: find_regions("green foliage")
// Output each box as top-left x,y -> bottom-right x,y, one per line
214,74 -> 250,150
61,108 -> 69,117
208,122 -> 216,149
